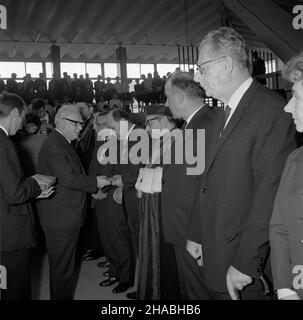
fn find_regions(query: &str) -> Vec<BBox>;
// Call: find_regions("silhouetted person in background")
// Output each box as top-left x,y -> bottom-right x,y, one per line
252,51 -> 266,85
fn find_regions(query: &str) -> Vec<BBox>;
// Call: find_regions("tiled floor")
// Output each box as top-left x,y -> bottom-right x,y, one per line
31,254 -> 135,300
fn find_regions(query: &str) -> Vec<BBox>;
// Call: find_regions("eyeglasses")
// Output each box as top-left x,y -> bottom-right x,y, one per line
197,56 -> 227,74
62,118 -> 84,127
145,116 -> 160,126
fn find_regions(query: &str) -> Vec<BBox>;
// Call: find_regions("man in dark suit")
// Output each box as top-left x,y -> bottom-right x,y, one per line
74,102 -> 103,261
0,92 -> 54,300
37,105 -> 110,300
104,108 -> 146,297
187,27 -> 295,300
90,112 -> 134,293
162,71 -> 215,299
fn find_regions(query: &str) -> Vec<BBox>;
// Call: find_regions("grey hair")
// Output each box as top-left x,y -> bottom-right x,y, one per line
283,51 -> 303,82
55,104 -> 80,124
167,71 -> 205,99
200,27 -> 249,69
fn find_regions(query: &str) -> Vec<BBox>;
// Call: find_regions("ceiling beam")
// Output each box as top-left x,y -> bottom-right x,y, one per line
222,0 -> 303,61
72,32 -> 80,44
35,31 -> 42,42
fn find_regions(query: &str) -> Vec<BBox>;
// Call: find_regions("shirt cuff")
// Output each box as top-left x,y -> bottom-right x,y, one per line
277,288 -> 297,299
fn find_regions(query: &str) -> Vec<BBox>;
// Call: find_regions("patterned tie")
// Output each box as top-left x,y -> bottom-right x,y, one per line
219,105 -> 231,138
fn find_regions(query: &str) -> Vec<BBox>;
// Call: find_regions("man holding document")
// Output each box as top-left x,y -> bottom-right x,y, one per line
0,92 -> 55,300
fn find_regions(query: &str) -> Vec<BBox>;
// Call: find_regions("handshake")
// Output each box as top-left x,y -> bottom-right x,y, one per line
96,175 -> 123,189
32,174 -> 56,199
93,175 -> 123,200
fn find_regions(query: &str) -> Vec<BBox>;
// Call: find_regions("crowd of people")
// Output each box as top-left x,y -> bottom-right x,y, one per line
0,71 -> 171,111
1,27 -> 303,301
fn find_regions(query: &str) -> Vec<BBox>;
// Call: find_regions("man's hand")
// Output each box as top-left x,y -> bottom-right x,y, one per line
280,293 -> 301,300
32,174 -> 56,191
97,176 -> 111,189
110,175 -> 123,187
92,190 -> 107,200
36,186 -> 55,199
226,265 -> 253,300
186,240 -> 203,266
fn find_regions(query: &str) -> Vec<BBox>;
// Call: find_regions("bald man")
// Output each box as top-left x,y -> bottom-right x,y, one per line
37,105 -> 110,300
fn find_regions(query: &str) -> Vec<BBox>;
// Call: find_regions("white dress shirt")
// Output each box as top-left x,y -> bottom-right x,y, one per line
224,77 -> 253,128
0,124 -> 8,136
185,105 -> 204,128
277,288 -> 298,300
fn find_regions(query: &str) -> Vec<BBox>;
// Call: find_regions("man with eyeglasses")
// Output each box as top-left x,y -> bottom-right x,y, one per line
187,27 -> 295,300
36,104 -> 110,300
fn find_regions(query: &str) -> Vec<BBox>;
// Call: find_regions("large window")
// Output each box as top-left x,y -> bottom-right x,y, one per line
104,63 -> 119,78
140,64 -> 154,76
157,64 -> 180,77
265,60 -> 276,74
127,63 -> 141,78
60,62 -> 86,77
0,62 -> 26,78
25,62 -> 43,77
45,62 -> 53,78
86,63 -> 102,78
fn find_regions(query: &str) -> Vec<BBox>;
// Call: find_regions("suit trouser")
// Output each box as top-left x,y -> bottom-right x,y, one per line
42,226 -> 80,300
0,249 -> 31,300
174,246 -> 213,300
82,208 -> 102,252
95,202 -> 115,273
95,199 -> 134,283
123,189 -> 140,257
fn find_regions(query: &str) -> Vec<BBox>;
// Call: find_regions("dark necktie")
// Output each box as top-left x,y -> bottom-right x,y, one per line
219,105 -> 231,138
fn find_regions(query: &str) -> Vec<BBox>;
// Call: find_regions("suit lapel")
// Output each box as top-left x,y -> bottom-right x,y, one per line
54,131 -> 84,173
202,81 -> 260,182
162,105 -> 211,171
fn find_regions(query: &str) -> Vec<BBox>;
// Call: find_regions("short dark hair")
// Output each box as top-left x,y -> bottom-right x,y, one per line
168,71 -> 205,99
0,92 -> 25,118
26,113 -> 42,128
252,51 -> 259,59
32,98 -> 45,111
111,108 -> 130,122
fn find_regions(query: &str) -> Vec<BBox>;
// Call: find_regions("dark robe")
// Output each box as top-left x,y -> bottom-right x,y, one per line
137,135 -> 180,300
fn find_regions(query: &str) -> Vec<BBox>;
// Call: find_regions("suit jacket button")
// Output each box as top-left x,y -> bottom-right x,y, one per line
261,258 -> 265,262
301,240 -> 303,244
201,187 -> 206,193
